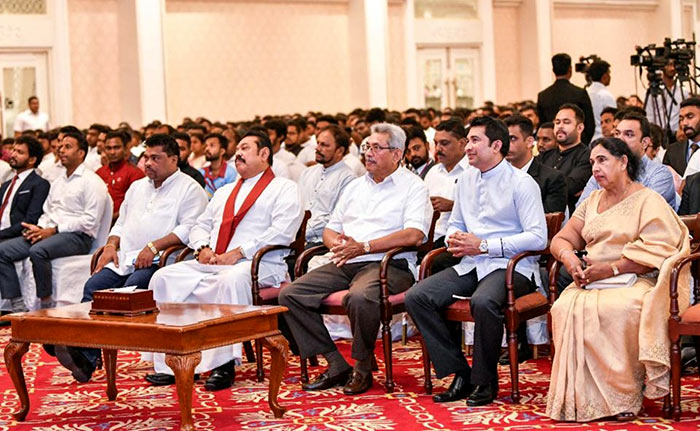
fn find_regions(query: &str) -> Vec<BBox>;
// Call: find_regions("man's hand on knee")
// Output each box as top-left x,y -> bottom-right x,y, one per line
22,223 -> 56,244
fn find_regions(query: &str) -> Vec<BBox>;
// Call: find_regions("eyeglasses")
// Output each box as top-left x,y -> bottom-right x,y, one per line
361,143 -> 395,153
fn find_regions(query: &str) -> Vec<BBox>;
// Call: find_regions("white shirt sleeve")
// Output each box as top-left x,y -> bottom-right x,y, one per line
172,182 -> 208,243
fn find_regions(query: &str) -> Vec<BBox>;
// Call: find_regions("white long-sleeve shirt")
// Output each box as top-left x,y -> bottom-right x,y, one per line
447,159 -> 547,282
189,170 -> 303,271
587,81 -> 616,141
325,166 -> 432,277
38,163 -> 107,238
298,161 -> 356,243
423,156 -> 472,240
107,170 -> 208,275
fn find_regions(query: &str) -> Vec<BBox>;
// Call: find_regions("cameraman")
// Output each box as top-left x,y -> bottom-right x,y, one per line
646,58 -> 686,141
586,60 -> 616,141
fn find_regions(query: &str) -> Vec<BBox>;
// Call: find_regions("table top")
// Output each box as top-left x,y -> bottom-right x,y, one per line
3,302 -> 287,329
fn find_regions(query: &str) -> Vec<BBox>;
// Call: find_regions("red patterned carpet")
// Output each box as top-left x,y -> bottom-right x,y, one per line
1,327 -> 700,430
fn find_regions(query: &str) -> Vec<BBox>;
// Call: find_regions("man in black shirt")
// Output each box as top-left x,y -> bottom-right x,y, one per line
538,104 -> 592,214
173,132 -> 205,188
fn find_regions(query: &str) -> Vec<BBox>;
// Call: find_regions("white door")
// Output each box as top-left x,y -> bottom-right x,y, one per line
417,47 -> 480,110
0,52 -> 49,138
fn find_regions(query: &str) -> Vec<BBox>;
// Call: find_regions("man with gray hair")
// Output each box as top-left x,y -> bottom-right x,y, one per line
280,122 -> 432,396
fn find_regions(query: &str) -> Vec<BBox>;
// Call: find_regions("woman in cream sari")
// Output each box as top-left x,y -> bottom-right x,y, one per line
547,137 -> 690,422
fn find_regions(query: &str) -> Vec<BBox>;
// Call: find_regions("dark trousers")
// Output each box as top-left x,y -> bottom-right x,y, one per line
82,266 -> 159,302
405,268 -> 535,385
279,260 -> 414,361
0,232 -> 92,299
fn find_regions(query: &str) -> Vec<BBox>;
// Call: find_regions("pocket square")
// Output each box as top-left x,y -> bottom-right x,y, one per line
17,190 -> 29,195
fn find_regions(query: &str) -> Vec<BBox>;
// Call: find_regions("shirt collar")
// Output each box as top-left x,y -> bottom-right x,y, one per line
67,163 -> 87,179
559,143 -> 583,156
15,168 -> 34,181
520,157 -> 534,173
108,159 -> 127,172
480,158 -> 507,179
322,160 -> 345,174
365,165 -> 403,186
438,155 -> 469,174
589,81 -> 605,90
243,169 -> 265,184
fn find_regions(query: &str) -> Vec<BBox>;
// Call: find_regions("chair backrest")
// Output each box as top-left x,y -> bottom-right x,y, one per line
545,212 -> 565,243
417,211 -> 441,253
90,191 -> 114,253
681,213 -> 700,247
290,210 -> 312,255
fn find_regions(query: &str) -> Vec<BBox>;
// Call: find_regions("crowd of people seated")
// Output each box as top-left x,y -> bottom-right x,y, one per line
4,52 -> 700,422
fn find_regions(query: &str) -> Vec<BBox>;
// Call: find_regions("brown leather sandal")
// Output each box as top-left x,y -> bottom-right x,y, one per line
615,411 -> 637,422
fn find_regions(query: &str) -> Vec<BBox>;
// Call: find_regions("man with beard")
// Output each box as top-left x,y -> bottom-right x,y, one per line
538,104 -> 592,214
298,125 -> 356,246
199,133 -> 237,199
535,122 -> 556,156
145,129 -> 303,391
600,106 -> 618,139
404,126 -> 435,179
172,132 -> 205,188
667,97 -> 700,177
96,130 -> 144,219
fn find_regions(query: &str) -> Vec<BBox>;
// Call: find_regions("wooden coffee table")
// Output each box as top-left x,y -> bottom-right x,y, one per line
2,302 -> 290,431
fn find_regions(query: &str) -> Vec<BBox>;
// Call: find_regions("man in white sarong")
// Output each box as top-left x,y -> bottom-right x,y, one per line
144,129 -> 303,391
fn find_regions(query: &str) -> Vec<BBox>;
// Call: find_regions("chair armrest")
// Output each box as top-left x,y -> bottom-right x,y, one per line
670,251 -> 700,320
251,245 -> 292,305
90,246 -> 105,274
548,260 -> 562,306
505,249 -> 548,307
176,247 -> 194,263
159,244 -> 187,267
419,247 -> 448,281
294,245 -> 329,279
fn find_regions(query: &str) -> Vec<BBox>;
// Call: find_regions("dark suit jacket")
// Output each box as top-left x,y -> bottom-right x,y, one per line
663,140 -> 689,176
418,160 -> 436,180
537,78 -> 596,145
679,171 -> 700,215
527,158 -> 568,214
0,171 -> 50,240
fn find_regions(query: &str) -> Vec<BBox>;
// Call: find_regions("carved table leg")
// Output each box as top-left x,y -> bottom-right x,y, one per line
4,341 -> 30,421
165,352 -> 201,431
103,349 -> 118,401
262,333 -> 289,418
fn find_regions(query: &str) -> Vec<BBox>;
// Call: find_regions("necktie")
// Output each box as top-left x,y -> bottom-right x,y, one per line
0,175 -> 19,222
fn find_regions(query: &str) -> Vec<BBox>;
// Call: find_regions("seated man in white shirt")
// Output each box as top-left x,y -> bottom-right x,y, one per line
144,129 -> 303,391
0,130 -> 107,311
423,119 -> 470,271
405,116 -> 547,407
13,96 -> 49,137
279,123 -> 432,396
53,134 -> 208,383
298,124 -> 357,247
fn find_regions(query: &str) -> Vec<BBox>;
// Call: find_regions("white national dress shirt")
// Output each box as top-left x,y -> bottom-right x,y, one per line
37,156 -> 65,183
189,170 -> 303,272
298,161 -> 357,243
325,166 -> 432,277
84,146 -> 103,171
13,109 -> 49,133
0,169 -> 33,230
343,153 -> 366,177
447,159 -> 547,283
587,81 -> 616,141
38,163 -> 108,238
107,170 -> 208,275
423,156 -> 472,240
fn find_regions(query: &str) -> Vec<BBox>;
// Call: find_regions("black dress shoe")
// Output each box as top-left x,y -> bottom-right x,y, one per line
432,374 -> 474,403
467,384 -> 496,406
204,362 -> 235,391
145,372 -> 201,386
342,371 -> 373,395
302,368 -> 352,391
43,344 -> 56,357
54,345 -> 96,383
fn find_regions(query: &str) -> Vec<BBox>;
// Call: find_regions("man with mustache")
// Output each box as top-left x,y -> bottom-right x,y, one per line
144,129 -> 303,391
538,104 -> 592,214
280,123 -> 432,396
52,134 -> 208,383
404,126 -> 435,179
199,133 -> 237,199
96,130 -> 145,220
298,125 -> 356,247
670,98 -> 700,178
0,130 -> 107,311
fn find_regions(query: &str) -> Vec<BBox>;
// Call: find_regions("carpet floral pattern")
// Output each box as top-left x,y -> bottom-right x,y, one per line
1,328 -> 700,430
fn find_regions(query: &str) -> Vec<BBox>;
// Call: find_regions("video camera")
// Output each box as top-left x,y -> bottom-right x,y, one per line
575,55 -> 601,74
630,38 -> 696,77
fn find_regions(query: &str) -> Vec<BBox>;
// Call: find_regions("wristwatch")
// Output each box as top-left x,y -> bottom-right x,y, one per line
147,242 -> 158,255
478,240 -> 489,254
363,241 -> 371,253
